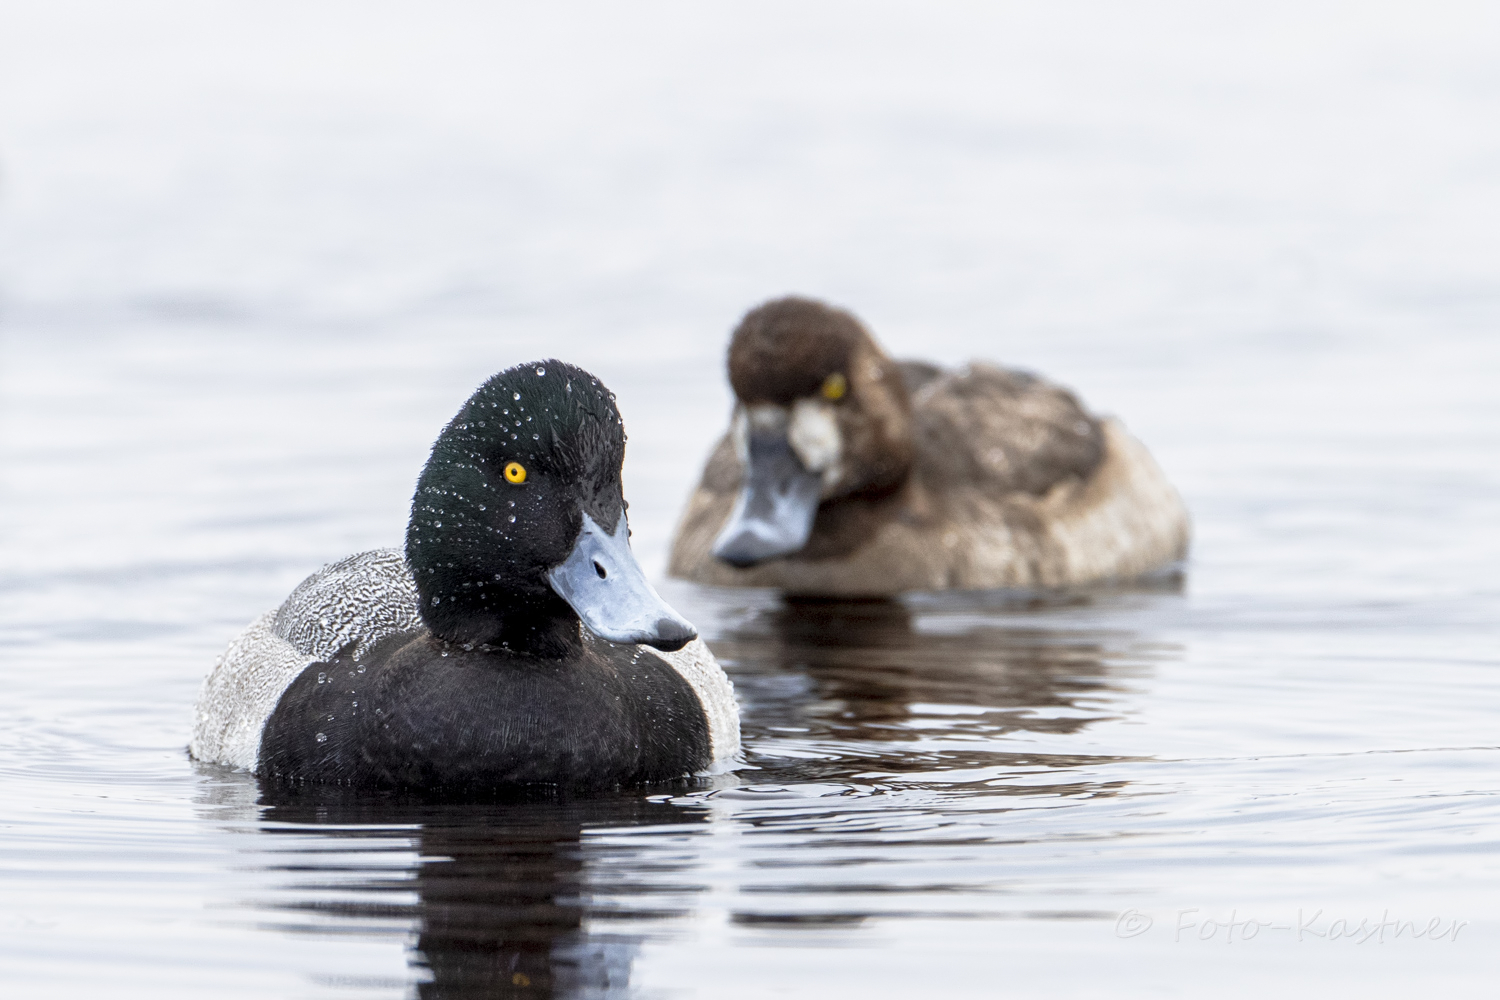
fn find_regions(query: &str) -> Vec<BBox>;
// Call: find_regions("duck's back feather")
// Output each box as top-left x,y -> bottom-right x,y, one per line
190,549 -> 419,770
910,363 -> 1103,498
272,549 -> 421,661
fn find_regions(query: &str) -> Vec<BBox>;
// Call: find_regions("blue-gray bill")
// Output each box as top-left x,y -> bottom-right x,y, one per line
547,511 -> 697,651
711,430 -> 823,568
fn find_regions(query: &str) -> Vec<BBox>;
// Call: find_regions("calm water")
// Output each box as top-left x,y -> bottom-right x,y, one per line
3,4 -> 1499,996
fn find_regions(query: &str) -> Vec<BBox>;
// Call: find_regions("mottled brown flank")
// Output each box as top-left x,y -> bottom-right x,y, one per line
728,297 -> 874,404
669,301 -> 1190,593
913,364 -> 1103,496
795,365 -> 1104,558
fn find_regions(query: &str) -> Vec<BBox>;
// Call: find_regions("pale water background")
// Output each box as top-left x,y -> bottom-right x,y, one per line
2,3 -> 1499,997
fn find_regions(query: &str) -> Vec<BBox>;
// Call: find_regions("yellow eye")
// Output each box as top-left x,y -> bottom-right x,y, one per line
503,461 -> 527,484
821,372 -> 847,401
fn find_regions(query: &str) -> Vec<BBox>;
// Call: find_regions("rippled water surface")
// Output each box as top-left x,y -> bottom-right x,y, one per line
3,3 -> 1500,997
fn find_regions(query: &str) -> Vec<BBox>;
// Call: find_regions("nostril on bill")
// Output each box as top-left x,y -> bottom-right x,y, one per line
593,559 -> 607,579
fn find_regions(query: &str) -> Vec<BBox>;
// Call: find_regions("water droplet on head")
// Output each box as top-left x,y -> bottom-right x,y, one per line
513,392 -> 521,400
536,366 -> 545,376
317,672 -> 326,684
434,521 -> 442,527
532,433 -> 539,440
431,596 -> 441,606
316,732 -> 327,743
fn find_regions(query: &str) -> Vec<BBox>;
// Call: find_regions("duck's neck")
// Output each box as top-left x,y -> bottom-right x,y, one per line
414,569 -> 585,659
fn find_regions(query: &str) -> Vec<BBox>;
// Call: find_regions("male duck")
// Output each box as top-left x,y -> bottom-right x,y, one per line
192,361 -> 739,791
669,297 -> 1190,595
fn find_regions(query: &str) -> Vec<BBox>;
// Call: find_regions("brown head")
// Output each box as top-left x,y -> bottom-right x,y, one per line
713,297 -> 914,567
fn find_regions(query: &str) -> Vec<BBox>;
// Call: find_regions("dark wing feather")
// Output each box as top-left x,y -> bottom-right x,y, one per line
910,362 -> 1104,496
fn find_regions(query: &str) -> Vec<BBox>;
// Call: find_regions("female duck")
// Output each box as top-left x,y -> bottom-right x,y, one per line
669,297 -> 1189,595
192,361 -> 738,791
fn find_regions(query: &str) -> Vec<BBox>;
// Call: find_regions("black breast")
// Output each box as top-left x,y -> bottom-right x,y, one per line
258,631 -> 712,793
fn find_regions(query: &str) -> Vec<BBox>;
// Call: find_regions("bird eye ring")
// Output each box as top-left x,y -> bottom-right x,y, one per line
504,461 -> 527,484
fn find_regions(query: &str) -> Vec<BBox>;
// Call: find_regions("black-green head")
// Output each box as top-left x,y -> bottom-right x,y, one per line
405,360 -> 694,654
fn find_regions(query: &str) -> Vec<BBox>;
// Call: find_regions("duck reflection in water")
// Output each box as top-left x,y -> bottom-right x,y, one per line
709,580 -> 1182,784
252,783 -> 710,1000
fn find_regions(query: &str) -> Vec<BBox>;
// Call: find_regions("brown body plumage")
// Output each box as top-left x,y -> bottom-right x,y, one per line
667,297 -> 1189,596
